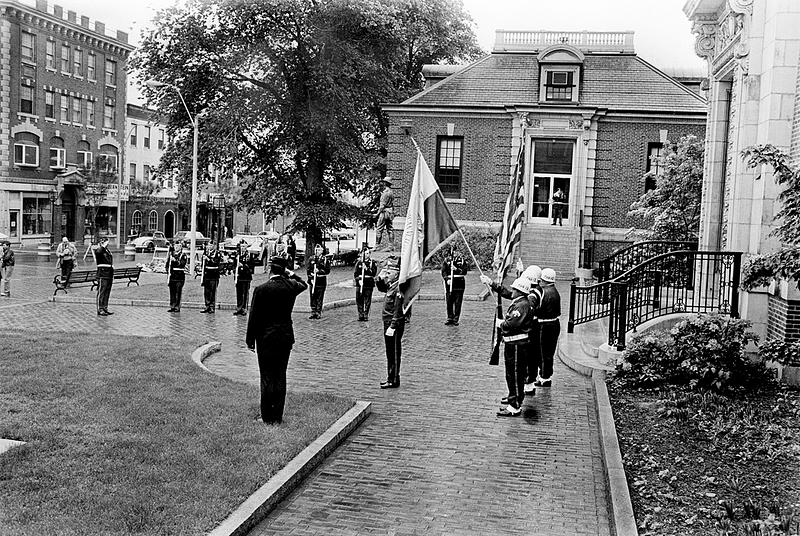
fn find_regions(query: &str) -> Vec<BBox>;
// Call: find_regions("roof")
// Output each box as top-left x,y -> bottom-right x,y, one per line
400,53 -> 707,113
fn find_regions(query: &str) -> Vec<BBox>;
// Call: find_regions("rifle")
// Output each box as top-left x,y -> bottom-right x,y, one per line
234,253 -> 239,285
200,252 -> 206,286
166,247 -> 172,283
449,256 -> 454,294
312,258 -> 318,295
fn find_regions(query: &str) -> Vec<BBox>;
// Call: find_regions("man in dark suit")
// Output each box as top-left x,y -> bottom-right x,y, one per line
246,256 -> 308,424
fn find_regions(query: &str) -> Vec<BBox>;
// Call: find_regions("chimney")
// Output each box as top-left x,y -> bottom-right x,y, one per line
116,30 -> 128,44
67,10 -> 76,23
94,21 -> 105,35
80,16 -> 89,29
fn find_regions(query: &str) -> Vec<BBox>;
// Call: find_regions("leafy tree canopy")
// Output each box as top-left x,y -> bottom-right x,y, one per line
627,135 -> 704,242
130,0 -> 481,255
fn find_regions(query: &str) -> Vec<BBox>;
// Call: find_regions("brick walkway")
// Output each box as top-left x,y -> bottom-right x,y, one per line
0,277 -> 612,535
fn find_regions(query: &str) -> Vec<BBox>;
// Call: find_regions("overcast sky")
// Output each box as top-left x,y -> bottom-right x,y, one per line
59,0 -> 704,104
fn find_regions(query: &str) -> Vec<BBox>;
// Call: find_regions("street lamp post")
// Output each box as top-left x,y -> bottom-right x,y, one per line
145,79 -> 201,274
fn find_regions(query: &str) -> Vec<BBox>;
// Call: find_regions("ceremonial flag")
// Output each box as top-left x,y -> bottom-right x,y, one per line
489,140 -> 526,365
398,146 -> 460,312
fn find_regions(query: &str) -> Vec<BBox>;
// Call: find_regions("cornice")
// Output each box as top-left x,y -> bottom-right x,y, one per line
0,2 -> 134,57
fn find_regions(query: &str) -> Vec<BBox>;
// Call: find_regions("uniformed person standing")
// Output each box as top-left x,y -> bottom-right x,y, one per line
375,177 -> 394,247
496,277 -> 534,417
442,248 -> 469,326
200,242 -> 223,314
233,240 -> 256,316
353,246 -> 377,321
376,255 -> 405,389
536,268 -> 561,387
93,237 -> 114,316
167,240 -> 188,312
306,244 -> 330,319
246,256 -> 308,424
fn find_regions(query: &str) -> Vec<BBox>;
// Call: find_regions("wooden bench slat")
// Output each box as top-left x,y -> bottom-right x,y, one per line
53,266 -> 141,295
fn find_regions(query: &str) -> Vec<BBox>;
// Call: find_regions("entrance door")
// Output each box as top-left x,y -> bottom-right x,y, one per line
9,210 -> 19,240
529,140 -> 573,223
164,211 -> 175,238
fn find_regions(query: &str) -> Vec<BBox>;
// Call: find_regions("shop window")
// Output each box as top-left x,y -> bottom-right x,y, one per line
434,136 -> 463,198
14,132 -> 39,167
645,142 -> 664,192
20,84 -> 34,114
22,195 -> 51,235
94,207 -> 116,236
46,40 -> 55,69
21,31 -> 35,61
148,210 -> 158,231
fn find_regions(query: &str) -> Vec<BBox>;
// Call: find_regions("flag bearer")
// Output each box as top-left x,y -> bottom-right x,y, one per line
200,242 -> 223,313
496,277 -> 534,417
233,240 -> 256,316
167,240 -> 188,312
307,243 -> 330,319
441,248 -> 469,326
536,268 -> 561,387
353,245 -> 378,321
376,255 -> 405,389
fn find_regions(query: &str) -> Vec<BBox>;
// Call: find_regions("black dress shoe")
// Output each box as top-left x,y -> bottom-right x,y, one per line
104,311 -> 114,315
97,311 -> 107,316
444,319 -> 453,325
167,308 -> 175,312
200,308 -> 209,313
380,381 -> 399,389
452,320 -> 459,326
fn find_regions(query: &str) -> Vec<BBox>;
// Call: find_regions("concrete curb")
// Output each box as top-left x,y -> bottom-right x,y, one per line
209,401 -> 372,536
192,341 -> 373,536
592,369 -> 639,536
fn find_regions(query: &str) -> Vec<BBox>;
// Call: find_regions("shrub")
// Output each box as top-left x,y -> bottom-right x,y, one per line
615,314 -> 772,392
423,226 -> 497,271
759,339 -> 800,367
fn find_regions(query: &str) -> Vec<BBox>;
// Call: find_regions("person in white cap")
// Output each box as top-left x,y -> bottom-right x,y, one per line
536,268 -> 561,387
481,264 -> 543,396
496,277 -> 534,417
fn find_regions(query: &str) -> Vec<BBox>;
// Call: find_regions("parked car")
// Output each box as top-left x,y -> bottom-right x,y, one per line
328,223 -> 356,241
258,230 -> 280,241
173,231 -> 210,248
129,231 -> 170,252
223,234 -> 266,264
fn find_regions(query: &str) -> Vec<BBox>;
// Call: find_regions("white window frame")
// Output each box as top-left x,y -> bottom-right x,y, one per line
50,147 -> 66,169
97,154 -> 118,173
148,210 -> 158,231
14,143 -> 39,167
132,210 -> 142,229
46,40 -> 55,69
87,52 -> 96,81
21,31 -> 35,61
77,150 -> 92,169
539,66 -> 580,104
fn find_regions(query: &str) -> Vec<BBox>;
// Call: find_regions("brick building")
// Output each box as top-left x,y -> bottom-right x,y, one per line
685,0 -> 800,340
124,103 -> 179,240
383,30 -> 707,277
0,0 -> 132,248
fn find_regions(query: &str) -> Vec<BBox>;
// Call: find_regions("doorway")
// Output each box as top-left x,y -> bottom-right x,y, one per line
528,140 -> 573,224
164,210 -> 175,238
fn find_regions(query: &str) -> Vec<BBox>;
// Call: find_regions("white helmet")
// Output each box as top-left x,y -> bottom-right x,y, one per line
522,265 -> 542,283
541,268 -> 557,283
511,277 -> 531,294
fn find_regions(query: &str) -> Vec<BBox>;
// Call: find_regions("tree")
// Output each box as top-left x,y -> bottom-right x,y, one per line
130,0 -> 481,261
740,144 -> 800,290
627,135 -> 704,242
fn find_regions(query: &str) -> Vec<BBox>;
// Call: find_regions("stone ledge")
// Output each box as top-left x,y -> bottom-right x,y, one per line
593,370 -> 638,536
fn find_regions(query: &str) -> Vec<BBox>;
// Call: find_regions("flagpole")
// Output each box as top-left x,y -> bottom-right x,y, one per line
407,135 -> 492,293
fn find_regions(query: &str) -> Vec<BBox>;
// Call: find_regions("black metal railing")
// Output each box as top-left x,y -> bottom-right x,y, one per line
597,240 -> 698,283
568,250 -> 742,350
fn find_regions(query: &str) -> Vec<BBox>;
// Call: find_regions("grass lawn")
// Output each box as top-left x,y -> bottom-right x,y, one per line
609,383 -> 800,535
0,331 -> 353,536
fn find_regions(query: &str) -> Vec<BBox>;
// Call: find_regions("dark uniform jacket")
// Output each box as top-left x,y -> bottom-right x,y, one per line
235,252 -> 255,282
538,284 -> 561,321
500,295 -> 534,344
441,255 -> 468,291
353,258 -> 378,289
376,268 -> 404,328
167,249 -> 188,282
307,255 -> 331,286
202,251 -> 224,282
94,246 -> 113,279
246,273 -> 308,348
490,281 -> 542,311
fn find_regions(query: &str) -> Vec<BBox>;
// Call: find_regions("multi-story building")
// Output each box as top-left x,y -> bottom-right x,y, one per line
124,103 -> 179,241
383,30 -> 707,277
685,0 -> 800,339
0,0 -> 132,247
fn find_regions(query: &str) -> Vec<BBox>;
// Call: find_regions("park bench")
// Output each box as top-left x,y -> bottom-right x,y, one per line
52,266 -> 142,296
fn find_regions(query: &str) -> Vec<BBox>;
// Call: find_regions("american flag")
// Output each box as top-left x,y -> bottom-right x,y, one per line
493,140 -> 526,280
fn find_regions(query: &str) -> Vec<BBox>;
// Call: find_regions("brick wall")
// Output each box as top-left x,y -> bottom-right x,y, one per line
792,46 -> 800,163
591,239 -> 631,263
386,113 -> 513,222
593,119 -> 706,228
767,294 -> 800,343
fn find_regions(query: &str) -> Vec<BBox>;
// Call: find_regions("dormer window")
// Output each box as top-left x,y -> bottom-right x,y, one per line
545,71 -> 574,101
537,45 -> 584,104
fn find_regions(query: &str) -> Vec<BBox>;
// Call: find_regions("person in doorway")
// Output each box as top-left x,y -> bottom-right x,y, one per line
233,240 -> 256,316
536,268 -> 562,388
376,255 -> 406,389
441,248 -> 469,326
93,237 -> 113,315
246,255 -> 307,424
552,187 -> 567,226
167,240 -> 188,312
0,240 -> 15,297
56,236 -> 77,283
375,176 -> 394,247
306,244 -> 330,319
353,245 -> 378,321
200,242 -> 223,313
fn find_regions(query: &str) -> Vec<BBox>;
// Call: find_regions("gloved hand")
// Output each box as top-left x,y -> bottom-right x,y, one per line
495,318 -> 503,329
480,274 -> 493,286
516,258 -> 524,275
385,327 -> 395,337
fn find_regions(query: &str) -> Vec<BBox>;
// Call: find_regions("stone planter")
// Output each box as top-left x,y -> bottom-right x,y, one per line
783,365 -> 800,387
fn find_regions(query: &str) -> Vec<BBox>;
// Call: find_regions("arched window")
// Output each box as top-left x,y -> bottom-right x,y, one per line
132,210 -> 142,228
76,140 -> 92,170
13,132 -> 40,167
148,210 -> 158,231
97,144 -> 118,174
49,137 -> 65,169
